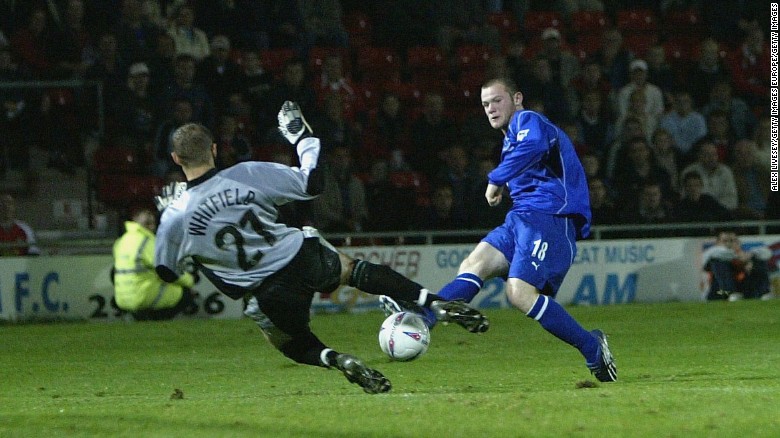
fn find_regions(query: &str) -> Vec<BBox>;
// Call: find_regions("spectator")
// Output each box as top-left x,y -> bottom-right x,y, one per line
505,39 -> 533,87
701,79 -> 756,141
364,160 -> 415,232
673,171 -> 732,223
645,44 -> 675,106
434,145 -> 479,227
261,58 -> 317,136
0,193 -> 40,256
753,115 -> 772,173
150,97 -> 194,178
409,92 -> 458,179
561,120 -> 588,156
617,180 -> 673,226
107,62 -> 158,154
115,0 -> 161,63
681,139 -> 738,211
363,92 -> 412,166
85,31 -> 129,102
309,145 -> 368,233
588,177 -> 619,226
411,182 -> 470,238
196,35 -> 243,113
214,114 -> 252,169
650,127 -> 681,192
592,28 -> 632,90
730,139 -> 770,220
702,229 -> 772,301
705,109 -> 735,163
223,91 -> 255,142
167,3 -> 209,62
146,32 -> 177,97
728,26 -> 769,109
570,57 -> 614,118
301,0 -> 349,48
112,208 -> 197,320
10,7 -> 52,78
522,57 -> 571,124
241,50 -> 274,110
688,38 -> 731,108
580,152 -> 605,181
266,0 -> 308,51
616,59 -> 664,124
574,90 -> 614,160
659,89 -> 707,159
536,27 -> 580,90
430,0 -> 501,54
615,87 -> 658,144
0,45 -> 37,174
311,93 -> 360,159
159,54 -> 215,129
612,136 -> 674,207
46,0 -> 92,80
604,115 -> 647,181
316,53 -> 361,121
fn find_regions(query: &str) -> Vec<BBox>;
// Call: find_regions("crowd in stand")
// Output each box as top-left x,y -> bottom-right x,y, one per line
0,0 -> 775,237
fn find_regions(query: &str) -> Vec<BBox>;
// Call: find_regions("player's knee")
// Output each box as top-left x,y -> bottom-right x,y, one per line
505,280 -> 538,313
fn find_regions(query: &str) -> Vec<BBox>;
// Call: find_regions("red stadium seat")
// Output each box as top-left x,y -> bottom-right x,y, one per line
571,10 -> 609,34
663,38 -> 692,66
663,8 -> 705,38
383,81 -> 424,108
96,174 -> 164,207
487,11 -> 519,34
308,46 -> 350,74
355,46 -> 401,84
344,11 -> 372,36
407,45 -> 449,81
343,11 -> 373,48
616,9 -> 657,32
456,45 -> 493,71
623,33 -> 658,57
407,46 -> 447,70
524,11 -> 563,35
574,34 -> 602,58
389,171 -> 430,207
259,48 -> 297,77
91,146 -> 141,174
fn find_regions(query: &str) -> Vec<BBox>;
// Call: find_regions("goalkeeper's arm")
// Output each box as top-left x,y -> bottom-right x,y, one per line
297,137 -> 324,196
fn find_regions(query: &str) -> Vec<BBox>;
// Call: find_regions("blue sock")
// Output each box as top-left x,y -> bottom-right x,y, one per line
526,295 -> 599,364
437,273 -> 483,302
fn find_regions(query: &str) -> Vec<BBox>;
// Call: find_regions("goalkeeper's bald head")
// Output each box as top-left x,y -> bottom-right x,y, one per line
172,123 -> 214,168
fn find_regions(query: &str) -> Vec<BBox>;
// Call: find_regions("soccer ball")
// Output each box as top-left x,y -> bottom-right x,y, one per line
378,312 -> 430,361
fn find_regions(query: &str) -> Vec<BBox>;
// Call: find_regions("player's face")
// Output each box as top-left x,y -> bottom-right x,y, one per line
481,84 -> 516,130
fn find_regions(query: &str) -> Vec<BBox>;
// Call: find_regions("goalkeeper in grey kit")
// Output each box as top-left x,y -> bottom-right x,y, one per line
154,101 -> 488,394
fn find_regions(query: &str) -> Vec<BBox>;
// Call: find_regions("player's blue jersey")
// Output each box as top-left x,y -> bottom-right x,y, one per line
487,110 -> 592,239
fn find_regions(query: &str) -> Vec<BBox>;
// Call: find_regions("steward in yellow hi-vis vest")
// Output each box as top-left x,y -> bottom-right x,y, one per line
112,209 -> 196,320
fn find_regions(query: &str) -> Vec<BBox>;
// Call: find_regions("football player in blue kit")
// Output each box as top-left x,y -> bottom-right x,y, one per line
383,78 -> 616,382
153,102 -> 488,394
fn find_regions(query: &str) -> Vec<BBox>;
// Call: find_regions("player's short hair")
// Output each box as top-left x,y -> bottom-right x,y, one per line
482,77 -> 518,95
172,123 -> 214,167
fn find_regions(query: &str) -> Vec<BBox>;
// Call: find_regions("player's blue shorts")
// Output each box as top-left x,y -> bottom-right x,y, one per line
482,210 -> 577,297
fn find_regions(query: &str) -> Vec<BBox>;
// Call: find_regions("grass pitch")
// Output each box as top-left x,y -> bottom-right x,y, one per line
2,300 -> 779,437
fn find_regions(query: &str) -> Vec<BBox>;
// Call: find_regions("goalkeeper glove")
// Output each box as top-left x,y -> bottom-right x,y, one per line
277,100 -> 313,145
154,181 -> 187,212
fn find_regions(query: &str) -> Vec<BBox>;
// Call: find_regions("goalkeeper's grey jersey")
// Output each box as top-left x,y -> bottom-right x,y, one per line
155,162 -> 316,297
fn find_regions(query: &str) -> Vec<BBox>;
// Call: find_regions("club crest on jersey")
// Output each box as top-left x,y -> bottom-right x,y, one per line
516,129 -> 530,141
